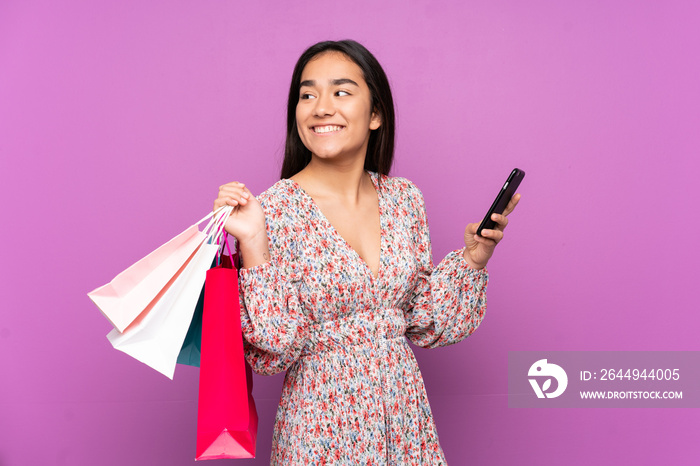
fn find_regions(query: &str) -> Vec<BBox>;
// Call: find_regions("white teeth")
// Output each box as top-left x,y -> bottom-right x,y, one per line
313,125 -> 343,133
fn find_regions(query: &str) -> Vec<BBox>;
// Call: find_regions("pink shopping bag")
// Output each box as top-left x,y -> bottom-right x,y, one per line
196,252 -> 257,460
88,209 -> 223,333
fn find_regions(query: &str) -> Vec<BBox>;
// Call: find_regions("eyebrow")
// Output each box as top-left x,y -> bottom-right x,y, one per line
299,78 -> 360,88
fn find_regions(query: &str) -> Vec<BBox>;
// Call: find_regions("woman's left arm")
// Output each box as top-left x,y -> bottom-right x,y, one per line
403,185 -> 520,349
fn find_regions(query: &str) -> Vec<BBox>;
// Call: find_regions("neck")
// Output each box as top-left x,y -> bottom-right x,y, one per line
295,157 -> 371,204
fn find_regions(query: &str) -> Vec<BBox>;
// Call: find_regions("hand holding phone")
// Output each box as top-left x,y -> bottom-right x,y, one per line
477,168 -> 525,237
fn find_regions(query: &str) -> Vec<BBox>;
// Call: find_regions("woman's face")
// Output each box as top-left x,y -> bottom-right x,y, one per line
296,52 -> 381,164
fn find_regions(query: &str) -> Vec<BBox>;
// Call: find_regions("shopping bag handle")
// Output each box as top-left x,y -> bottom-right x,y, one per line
188,205 -> 230,247
202,206 -> 233,244
195,205 -> 228,227
216,234 -> 233,267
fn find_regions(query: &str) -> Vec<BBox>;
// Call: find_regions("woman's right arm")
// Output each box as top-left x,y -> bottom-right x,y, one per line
214,182 -> 308,375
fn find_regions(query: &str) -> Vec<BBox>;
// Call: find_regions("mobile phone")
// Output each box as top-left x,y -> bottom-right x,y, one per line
476,168 -> 525,236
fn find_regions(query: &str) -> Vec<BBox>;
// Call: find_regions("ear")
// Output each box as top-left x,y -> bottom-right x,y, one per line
369,108 -> 382,130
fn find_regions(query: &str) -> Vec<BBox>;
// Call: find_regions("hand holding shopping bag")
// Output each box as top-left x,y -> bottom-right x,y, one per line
196,240 -> 257,459
104,206 -> 233,379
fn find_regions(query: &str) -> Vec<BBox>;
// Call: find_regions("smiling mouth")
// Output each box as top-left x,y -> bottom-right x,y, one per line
312,125 -> 344,134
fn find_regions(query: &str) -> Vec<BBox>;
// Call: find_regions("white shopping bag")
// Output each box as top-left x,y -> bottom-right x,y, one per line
106,206 -> 232,379
88,209 -> 224,333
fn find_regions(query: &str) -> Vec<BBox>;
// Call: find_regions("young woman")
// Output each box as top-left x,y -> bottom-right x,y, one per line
213,40 -> 519,465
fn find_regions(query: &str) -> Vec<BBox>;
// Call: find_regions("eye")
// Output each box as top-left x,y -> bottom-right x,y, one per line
300,92 -> 316,100
336,90 -> 350,97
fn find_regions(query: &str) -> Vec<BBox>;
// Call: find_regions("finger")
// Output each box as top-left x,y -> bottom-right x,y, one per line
219,185 -> 247,197
472,234 -> 497,247
233,187 -> 254,205
228,195 -> 251,206
218,182 -> 246,197
215,182 -> 248,211
220,181 -> 245,190
233,193 -> 249,206
217,195 -> 242,207
490,213 -> 509,230
481,228 -> 504,243
214,198 -> 240,210
502,193 -> 521,217
465,222 -> 478,235
218,187 -> 248,205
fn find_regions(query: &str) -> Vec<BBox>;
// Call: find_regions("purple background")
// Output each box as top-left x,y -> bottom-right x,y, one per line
1,0 -> 698,465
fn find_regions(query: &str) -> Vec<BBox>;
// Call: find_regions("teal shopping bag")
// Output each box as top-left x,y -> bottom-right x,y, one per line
177,253 -> 236,367
176,282 -> 205,367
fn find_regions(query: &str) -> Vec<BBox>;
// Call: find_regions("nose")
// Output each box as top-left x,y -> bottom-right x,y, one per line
312,92 -> 335,117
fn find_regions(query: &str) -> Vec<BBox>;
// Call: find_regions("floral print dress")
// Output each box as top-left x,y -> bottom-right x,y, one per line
239,171 -> 488,465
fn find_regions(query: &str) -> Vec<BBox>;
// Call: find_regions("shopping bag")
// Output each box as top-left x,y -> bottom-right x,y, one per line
88,208 -> 225,333
196,246 -> 257,460
178,251 -> 239,368
176,282 -> 205,367
106,206 -> 232,379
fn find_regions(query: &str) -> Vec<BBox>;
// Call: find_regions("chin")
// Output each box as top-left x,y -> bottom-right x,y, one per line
307,146 -> 344,160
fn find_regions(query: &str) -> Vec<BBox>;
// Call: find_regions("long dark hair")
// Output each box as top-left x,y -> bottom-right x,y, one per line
280,40 -> 396,179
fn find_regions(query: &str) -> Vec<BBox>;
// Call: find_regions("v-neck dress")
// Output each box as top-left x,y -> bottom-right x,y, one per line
238,171 -> 488,465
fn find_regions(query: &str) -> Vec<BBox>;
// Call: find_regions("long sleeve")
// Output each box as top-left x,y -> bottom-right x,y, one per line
403,184 -> 489,349
238,193 -> 309,376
